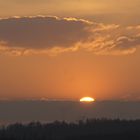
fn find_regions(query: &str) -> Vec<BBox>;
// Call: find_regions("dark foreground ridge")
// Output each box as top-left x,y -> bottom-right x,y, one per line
0,119 -> 140,140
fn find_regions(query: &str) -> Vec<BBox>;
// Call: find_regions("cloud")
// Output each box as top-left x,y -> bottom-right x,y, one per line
0,16 -> 140,56
0,16 -> 93,48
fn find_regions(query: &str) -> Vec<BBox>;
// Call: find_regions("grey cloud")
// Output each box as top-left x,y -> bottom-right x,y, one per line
0,16 -> 92,49
116,36 -> 139,49
0,16 -> 140,56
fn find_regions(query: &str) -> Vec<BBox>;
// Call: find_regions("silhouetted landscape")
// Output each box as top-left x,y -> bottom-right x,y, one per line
1,119 -> 140,140
0,101 -> 140,139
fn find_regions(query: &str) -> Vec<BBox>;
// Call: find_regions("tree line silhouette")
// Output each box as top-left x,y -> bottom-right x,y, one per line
0,119 -> 140,140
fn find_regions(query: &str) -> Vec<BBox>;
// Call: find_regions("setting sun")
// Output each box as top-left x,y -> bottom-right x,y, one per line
80,97 -> 95,102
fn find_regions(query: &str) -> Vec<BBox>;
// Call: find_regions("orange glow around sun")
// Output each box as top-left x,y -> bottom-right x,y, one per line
80,97 -> 95,102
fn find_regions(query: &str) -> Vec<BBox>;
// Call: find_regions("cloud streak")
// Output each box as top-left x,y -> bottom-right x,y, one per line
0,16 -> 140,56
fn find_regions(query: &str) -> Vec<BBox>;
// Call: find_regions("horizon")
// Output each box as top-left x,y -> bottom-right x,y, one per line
0,98 -> 140,102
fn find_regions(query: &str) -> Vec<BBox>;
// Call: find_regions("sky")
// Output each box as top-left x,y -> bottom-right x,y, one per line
0,0 -> 140,100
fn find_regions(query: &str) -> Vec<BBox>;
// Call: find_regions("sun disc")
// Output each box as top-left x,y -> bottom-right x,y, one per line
80,97 -> 95,102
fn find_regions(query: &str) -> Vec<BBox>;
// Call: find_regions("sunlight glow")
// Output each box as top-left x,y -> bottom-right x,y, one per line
80,97 -> 95,102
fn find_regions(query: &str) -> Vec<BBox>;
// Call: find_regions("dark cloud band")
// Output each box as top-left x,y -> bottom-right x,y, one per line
0,16 -> 139,56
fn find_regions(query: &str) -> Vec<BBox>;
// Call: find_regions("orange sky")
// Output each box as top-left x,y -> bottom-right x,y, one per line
0,0 -> 140,24
0,0 -> 140,100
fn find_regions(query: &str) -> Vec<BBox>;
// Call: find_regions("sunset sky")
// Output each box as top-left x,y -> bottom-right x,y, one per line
0,0 -> 140,101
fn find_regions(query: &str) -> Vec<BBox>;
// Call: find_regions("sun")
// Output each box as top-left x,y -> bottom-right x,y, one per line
80,97 -> 95,102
